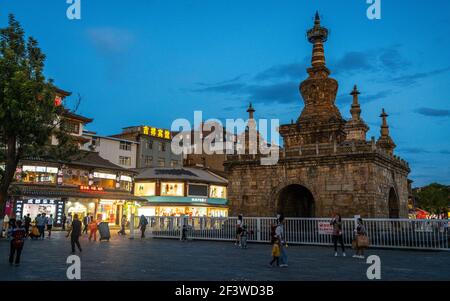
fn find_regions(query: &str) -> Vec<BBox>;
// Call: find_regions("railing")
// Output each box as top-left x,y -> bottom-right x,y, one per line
134,216 -> 450,251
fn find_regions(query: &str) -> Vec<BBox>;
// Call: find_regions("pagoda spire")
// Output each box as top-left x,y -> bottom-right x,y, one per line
350,85 -> 362,121
376,108 -> 396,154
246,102 -> 255,120
307,10 -> 330,77
344,85 -> 368,141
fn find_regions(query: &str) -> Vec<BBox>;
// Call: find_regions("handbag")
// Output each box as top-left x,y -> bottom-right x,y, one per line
357,235 -> 370,248
351,238 -> 358,250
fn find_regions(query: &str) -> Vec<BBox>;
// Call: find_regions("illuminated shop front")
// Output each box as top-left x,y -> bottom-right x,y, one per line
134,167 -> 229,217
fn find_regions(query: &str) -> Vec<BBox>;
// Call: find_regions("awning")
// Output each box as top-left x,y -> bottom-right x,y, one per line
142,196 -> 228,207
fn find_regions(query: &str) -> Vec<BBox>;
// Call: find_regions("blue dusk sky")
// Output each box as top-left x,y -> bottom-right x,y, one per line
1,0 -> 449,186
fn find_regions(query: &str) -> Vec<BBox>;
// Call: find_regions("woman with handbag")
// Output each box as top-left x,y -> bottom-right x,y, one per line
353,218 -> 369,259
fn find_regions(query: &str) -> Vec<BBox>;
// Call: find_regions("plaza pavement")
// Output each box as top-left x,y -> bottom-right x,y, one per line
0,231 -> 449,281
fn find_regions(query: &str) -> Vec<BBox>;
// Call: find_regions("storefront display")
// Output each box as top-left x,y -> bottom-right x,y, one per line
135,182 -> 156,196
210,185 -> 226,198
15,199 -> 65,226
97,199 -> 121,225
161,182 -> 184,196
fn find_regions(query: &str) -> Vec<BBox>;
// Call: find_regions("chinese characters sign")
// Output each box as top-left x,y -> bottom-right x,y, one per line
141,126 -> 171,140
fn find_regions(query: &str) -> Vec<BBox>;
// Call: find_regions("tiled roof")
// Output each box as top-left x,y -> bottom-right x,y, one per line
134,167 -> 227,185
9,183 -> 146,201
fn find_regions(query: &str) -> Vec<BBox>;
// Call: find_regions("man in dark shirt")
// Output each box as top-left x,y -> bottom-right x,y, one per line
68,214 -> 82,253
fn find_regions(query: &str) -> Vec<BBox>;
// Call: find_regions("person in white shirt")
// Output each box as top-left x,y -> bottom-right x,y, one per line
2,214 -> 10,237
47,214 -> 54,238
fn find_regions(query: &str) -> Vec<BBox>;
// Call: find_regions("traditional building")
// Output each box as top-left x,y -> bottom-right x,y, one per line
224,13 -> 411,218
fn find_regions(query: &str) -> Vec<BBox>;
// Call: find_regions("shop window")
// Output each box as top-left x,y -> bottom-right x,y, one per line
93,178 -> 115,189
22,165 -> 58,184
210,185 -> 227,198
188,184 -> 208,197
161,182 -> 184,196
135,182 -> 156,196
62,168 -> 89,186
120,181 -> 132,191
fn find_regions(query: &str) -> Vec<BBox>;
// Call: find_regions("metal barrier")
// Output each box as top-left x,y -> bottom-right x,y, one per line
135,216 -> 450,251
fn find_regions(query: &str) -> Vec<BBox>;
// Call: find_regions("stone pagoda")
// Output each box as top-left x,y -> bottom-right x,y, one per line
224,12 -> 410,218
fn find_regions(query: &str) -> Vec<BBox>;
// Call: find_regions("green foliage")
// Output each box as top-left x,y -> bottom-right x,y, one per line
414,183 -> 450,214
0,14 -> 79,208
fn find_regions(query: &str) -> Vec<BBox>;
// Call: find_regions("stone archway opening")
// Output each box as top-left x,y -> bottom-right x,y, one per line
388,187 -> 399,218
277,184 -> 315,217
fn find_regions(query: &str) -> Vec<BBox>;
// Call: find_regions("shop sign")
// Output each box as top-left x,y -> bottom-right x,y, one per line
15,199 -> 65,225
190,197 -> 207,203
141,126 -> 171,140
318,222 -> 334,235
79,185 -> 104,192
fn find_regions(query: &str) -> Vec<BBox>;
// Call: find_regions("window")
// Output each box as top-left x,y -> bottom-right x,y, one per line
158,158 -> 165,167
93,172 -> 116,189
161,182 -> 184,196
161,143 -> 166,152
188,184 -> 208,197
21,165 -> 59,184
144,156 -> 153,166
134,182 -> 156,196
119,156 -> 131,166
171,160 -> 178,168
61,120 -> 80,134
147,141 -> 153,149
210,185 -> 227,198
120,141 -> 132,151
91,137 -> 100,147
62,168 -> 89,186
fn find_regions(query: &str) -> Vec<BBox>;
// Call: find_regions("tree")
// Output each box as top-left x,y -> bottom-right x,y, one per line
0,14 -> 79,213
414,183 -> 450,214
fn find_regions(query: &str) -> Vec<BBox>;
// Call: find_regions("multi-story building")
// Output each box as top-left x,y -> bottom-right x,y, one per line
81,131 -> 139,169
111,125 -> 182,169
6,89 -> 145,226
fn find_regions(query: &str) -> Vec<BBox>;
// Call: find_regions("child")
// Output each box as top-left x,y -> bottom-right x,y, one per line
240,225 -> 248,249
88,218 -> 98,241
270,239 -> 281,267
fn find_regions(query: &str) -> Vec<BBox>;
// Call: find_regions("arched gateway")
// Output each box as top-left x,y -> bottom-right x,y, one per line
277,184 -> 315,217
388,187 -> 400,218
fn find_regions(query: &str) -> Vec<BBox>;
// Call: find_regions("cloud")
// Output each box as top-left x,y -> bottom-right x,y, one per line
333,51 -> 374,74
389,67 -> 450,86
246,82 -> 299,104
86,27 -> 134,55
414,107 -> 450,117
336,90 -> 392,105
191,82 -> 246,94
440,150 -> 450,154
397,147 -> 431,154
254,61 -> 307,81
196,74 -> 248,87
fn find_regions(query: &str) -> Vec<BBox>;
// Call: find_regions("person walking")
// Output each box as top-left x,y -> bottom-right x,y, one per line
67,214 -> 82,253
235,214 -> 243,246
269,238 -> 281,267
118,215 -> 127,235
138,215 -> 148,239
61,214 -> 67,231
82,214 -> 90,235
36,213 -> 46,240
331,213 -> 346,257
67,214 -> 73,229
353,218 -> 368,259
8,220 -> 26,266
47,214 -> 54,238
275,216 -> 288,267
88,217 -> 98,242
24,214 -> 31,237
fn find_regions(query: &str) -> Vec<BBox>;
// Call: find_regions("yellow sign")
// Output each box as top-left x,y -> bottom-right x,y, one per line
141,126 -> 171,140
